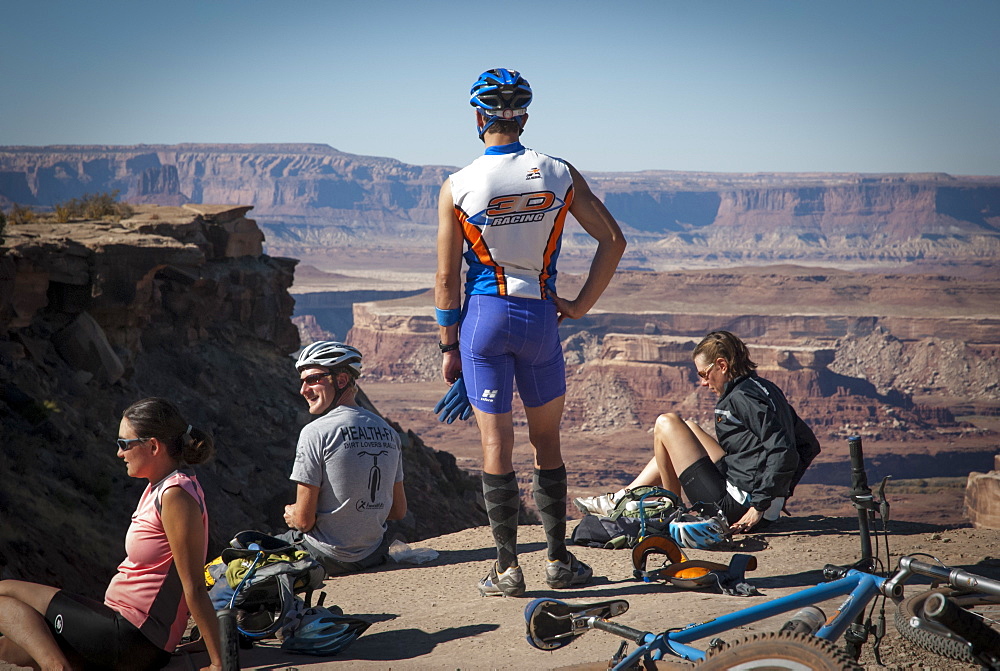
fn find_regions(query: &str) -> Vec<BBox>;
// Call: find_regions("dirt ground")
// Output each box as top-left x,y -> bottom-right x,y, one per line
2,518 -> 997,670
146,516 -> 997,670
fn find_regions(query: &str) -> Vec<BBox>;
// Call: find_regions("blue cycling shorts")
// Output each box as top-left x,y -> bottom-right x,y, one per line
460,294 -> 566,414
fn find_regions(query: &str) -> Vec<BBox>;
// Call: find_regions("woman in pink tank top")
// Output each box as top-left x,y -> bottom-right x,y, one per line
0,398 -> 224,671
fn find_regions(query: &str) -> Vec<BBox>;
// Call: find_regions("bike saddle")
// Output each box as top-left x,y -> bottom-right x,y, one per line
524,597 -> 629,651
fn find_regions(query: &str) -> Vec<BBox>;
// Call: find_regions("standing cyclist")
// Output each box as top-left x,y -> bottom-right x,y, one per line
435,68 -> 627,596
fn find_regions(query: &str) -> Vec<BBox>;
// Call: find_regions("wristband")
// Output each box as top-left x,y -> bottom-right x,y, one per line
438,341 -> 460,353
435,307 -> 461,327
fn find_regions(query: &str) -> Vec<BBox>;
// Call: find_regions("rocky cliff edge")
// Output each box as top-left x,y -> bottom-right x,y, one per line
0,204 -> 488,595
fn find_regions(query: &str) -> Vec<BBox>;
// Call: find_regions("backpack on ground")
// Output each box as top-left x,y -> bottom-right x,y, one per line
571,487 -> 680,549
205,530 -> 326,639
571,488 -> 735,551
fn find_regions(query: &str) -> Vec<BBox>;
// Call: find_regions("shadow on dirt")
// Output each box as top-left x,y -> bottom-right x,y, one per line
236,623 -> 501,665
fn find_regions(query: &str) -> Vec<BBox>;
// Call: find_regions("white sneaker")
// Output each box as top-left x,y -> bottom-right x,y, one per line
572,493 -> 617,516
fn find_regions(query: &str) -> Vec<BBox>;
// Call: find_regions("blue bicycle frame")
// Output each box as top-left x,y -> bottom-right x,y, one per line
614,569 -> 885,667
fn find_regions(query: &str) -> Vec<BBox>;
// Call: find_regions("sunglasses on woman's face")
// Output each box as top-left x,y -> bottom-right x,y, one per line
697,362 -> 716,380
116,437 -> 151,451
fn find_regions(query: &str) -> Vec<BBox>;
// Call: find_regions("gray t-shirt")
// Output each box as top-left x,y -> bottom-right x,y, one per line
291,404 -> 404,562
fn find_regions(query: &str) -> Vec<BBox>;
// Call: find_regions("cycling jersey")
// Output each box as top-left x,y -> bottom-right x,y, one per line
104,468 -> 207,652
449,141 -> 574,300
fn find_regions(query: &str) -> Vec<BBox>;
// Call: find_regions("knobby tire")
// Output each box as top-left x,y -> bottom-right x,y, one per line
217,608 -> 241,671
694,631 -> 863,670
895,586 -> 1000,664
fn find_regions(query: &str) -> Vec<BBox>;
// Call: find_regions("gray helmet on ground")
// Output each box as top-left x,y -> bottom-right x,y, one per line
295,341 -> 363,377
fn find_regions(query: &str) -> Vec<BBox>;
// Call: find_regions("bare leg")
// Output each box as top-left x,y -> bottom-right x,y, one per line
685,419 -> 725,463
625,456 -> 662,490
0,580 -> 70,670
652,413 -> 711,499
523,395 -> 565,470
0,625 -> 39,670
473,408 -> 516,474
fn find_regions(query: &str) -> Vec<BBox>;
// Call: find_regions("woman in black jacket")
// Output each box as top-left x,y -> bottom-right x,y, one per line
575,331 -> 817,534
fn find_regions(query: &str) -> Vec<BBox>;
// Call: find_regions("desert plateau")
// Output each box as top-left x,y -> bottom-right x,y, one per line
2,145 -> 999,669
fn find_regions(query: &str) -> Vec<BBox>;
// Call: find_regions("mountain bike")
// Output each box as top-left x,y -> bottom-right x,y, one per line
524,437 -> 1000,669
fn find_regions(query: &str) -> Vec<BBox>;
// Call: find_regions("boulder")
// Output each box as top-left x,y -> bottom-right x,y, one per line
52,311 -> 124,384
965,464 -> 1000,529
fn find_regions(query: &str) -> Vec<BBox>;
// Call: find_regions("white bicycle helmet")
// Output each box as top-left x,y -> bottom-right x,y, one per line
668,511 -> 731,550
280,609 -> 370,655
295,341 -> 363,377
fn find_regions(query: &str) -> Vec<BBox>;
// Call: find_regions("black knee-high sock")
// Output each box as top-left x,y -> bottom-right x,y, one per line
482,471 -> 519,571
533,465 -> 569,563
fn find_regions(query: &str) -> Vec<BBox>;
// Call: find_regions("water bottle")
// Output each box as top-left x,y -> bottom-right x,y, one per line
779,606 -> 827,635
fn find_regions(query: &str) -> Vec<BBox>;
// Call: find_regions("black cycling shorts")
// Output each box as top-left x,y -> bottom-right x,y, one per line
678,456 -> 749,524
44,590 -> 171,671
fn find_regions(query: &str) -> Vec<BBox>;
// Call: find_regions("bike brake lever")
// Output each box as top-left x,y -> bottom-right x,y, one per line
877,475 -> 890,502
877,476 -> 891,520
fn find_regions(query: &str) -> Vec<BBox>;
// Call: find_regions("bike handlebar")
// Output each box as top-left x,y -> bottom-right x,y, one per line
882,556 -> 1000,599
589,617 -> 650,644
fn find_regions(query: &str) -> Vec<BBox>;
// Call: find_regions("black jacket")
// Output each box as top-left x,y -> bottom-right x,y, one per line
715,373 -> 801,511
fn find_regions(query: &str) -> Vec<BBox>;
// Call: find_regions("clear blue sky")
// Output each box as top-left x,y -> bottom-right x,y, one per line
2,1 -> 998,175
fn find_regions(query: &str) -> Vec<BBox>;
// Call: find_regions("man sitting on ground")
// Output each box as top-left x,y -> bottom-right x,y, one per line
280,341 -> 407,575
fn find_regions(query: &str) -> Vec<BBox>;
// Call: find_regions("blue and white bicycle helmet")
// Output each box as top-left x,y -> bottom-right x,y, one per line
470,68 -> 532,138
668,511 -> 731,550
280,610 -> 370,656
295,341 -> 363,377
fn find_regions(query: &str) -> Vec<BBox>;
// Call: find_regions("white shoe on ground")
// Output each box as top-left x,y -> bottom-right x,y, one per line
572,493 -> 617,516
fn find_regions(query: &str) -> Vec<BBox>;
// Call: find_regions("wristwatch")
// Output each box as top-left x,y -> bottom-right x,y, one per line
438,341 -> 460,353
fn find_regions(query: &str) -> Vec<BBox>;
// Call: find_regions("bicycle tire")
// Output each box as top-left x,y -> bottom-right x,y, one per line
217,608 -> 241,671
895,586 -> 1000,664
695,631 -> 862,670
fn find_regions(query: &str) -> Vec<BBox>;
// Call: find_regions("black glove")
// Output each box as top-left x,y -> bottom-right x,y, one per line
433,374 -> 473,424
